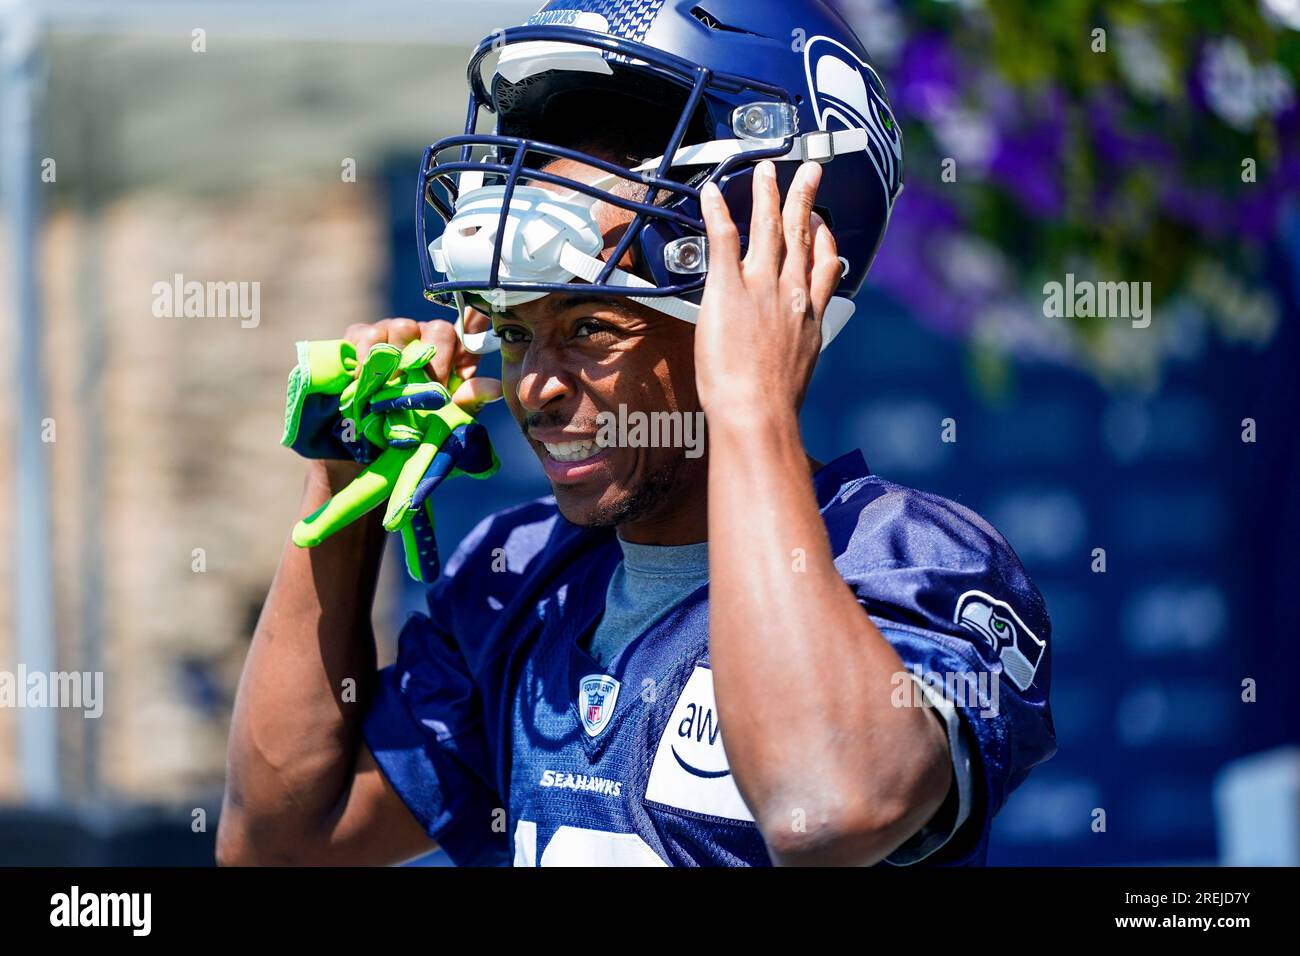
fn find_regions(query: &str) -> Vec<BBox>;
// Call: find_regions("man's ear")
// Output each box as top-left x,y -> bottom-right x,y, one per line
597,222 -> 645,274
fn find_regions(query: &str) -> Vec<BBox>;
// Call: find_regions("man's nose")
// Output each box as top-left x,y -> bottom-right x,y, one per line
515,343 -> 575,412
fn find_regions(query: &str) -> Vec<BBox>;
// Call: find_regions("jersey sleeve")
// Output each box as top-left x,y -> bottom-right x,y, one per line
831,482 -> 1057,865
363,599 -> 509,867
880,664 -> 977,865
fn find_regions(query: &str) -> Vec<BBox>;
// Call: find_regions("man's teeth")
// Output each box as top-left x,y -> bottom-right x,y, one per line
543,439 -> 601,462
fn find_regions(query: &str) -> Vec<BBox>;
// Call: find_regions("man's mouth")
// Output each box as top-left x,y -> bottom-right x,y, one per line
542,438 -> 603,463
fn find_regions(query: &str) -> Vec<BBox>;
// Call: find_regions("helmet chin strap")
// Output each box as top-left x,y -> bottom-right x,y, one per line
631,126 -> 872,171
453,300 -> 503,355
438,155 -> 858,356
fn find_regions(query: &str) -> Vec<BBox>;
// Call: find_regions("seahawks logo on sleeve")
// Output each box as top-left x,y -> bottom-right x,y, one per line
954,590 -> 1046,691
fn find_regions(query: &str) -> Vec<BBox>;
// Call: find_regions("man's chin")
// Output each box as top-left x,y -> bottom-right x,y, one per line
550,486 -> 625,528
550,455 -> 684,530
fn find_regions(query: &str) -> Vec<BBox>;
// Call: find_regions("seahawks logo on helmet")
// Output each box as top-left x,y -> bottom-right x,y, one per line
954,590 -> 1046,691
803,34 -> 903,207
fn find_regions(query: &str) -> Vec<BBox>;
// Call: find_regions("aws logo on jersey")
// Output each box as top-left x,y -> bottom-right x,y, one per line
802,34 -> 903,204
645,665 -> 755,823
578,674 -> 620,737
955,590 -> 1046,692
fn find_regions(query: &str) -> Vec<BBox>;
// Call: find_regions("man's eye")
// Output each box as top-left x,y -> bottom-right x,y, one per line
575,319 -> 611,338
496,326 -> 529,345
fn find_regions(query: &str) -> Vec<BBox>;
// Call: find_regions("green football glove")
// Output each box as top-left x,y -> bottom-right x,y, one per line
281,338 -> 499,581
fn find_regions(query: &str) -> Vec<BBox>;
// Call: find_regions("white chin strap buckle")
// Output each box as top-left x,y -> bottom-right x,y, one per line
454,303 -> 500,355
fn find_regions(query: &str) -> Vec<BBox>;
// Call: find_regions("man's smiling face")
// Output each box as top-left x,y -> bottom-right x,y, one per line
485,289 -> 705,533
471,157 -> 707,537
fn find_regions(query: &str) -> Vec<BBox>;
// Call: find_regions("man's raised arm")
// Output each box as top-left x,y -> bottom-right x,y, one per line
217,457 -> 436,866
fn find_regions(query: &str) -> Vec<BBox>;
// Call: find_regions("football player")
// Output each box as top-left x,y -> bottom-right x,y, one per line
219,0 -> 1056,866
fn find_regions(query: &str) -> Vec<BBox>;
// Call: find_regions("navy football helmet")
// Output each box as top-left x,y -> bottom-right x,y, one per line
418,0 -> 903,353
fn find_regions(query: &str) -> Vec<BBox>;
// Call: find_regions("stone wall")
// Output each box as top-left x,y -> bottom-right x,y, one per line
0,181 -> 405,800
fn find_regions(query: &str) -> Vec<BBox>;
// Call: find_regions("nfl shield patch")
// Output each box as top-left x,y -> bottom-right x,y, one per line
578,674 -> 620,737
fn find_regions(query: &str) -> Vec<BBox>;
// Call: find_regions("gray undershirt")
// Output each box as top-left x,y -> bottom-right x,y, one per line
584,537 -> 710,669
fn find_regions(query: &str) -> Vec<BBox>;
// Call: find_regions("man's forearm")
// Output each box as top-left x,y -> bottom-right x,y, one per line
706,411 -> 950,864
220,460 -> 388,859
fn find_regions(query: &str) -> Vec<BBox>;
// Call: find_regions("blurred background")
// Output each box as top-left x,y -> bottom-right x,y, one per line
0,0 -> 1296,865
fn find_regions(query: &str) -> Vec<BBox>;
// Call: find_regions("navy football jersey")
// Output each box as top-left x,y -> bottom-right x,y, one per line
363,450 -> 1056,866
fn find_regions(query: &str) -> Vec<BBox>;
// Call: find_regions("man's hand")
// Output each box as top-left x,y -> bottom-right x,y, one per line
298,311 -> 501,485
301,310 -> 504,580
694,160 -> 841,422
343,309 -> 503,415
